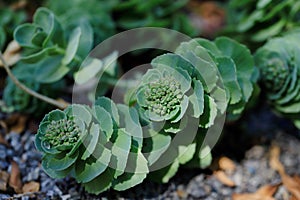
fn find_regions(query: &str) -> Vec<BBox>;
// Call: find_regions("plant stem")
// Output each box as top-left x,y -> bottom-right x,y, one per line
0,51 -> 69,110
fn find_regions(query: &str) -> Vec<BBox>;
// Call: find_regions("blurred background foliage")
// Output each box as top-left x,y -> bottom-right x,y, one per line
1,0 -> 300,116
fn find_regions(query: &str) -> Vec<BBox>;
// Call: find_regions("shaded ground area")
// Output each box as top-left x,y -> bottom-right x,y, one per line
0,106 -> 300,200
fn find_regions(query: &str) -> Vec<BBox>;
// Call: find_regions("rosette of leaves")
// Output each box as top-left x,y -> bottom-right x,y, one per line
0,7 -> 26,50
223,0 -> 300,48
46,0 -> 117,44
254,30 -> 300,128
13,7 -> 93,83
130,36 -> 256,182
35,99 -> 149,194
113,0 -> 197,36
2,62 -> 64,115
193,37 -> 258,120
128,41 -> 225,182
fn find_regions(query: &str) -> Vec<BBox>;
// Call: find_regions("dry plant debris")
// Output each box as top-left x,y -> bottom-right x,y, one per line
232,143 -> 300,199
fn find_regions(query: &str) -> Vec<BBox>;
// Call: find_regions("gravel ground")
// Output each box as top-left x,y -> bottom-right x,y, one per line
0,106 -> 299,200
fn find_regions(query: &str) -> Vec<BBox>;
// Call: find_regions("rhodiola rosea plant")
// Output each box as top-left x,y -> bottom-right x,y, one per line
255,29 -> 300,129
222,0 -> 300,49
34,35 -> 257,194
131,36 -> 257,182
2,7 -> 118,114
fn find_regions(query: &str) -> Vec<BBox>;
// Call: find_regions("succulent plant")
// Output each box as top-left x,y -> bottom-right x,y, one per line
3,75 -> 40,113
13,7 -> 93,83
194,37 -> 258,120
128,36 -> 256,182
255,30 -> 300,128
35,99 -> 149,194
136,65 -> 191,123
0,7 -> 26,50
46,0 -> 116,44
113,0 -> 197,36
35,36 -> 257,193
223,0 -> 300,48
2,62 -> 63,115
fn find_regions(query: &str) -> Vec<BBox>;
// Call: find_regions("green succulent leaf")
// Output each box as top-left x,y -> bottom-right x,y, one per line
41,159 -> 72,179
14,24 -> 41,48
83,169 -> 114,195
143,131 -> 172,166
93,106 -> 114,141
150,160 -> 179,183
110,129 -> 132,178
35,55 -> 70,83
177,143 -> 196,164
43,150 -> 79,171
81,123 -> 100,160
216,57 -> 242,105
74,58 -> 103,84
188,79 -> 205,118
112,150 -> 148,191
117,104 -> 143,146
95,97 -> 120,127
199,95 -> 218,129
198,145 -> 213,169
75,142 -> 111,183
62,27 -> 81,65
33,7 -> 64,47
255,31 -> 300,129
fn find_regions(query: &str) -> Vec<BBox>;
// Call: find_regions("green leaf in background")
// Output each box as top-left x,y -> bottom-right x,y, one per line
62,27 -> 81,65
74,58 -> 103,84
35,55 -> 70,83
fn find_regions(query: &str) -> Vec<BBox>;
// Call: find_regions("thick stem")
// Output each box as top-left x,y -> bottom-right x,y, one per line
0,51 -> 69,110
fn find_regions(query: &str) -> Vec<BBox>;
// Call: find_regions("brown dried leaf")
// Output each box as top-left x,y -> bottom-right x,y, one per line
232,183 -> 281,200
22,181 -> 40,193
10,0 -> 27,10
218,156 -> 236,172
281,173 -> 300,199
214,170 -> 236,187
269,144 -> 300,199
0,171 -> 10,191
0,120 -> 8,134
5,114 -> 27,134
0,40 -> 21,67
9,160 -> 22,193
0,135 -> 9,146
290,195 -> 297,200
176,189 -> 187,199
269,144 -> 285,175
293,175 -> 300,185
187,1 -> 225,36
56,98 -> 70,109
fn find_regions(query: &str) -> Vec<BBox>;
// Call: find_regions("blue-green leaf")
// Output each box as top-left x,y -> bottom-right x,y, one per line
62,27 -> 81,65
35,55 -> 70,83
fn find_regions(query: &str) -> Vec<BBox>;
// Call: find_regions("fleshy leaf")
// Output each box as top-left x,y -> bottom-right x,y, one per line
62,27 -> 81,65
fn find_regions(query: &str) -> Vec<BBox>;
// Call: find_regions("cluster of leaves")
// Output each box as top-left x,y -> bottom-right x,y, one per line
35,36 -> 256,193
255,29 -> 300,129
2,0 -> 196,114
113,0 -> 197,36
0,7 -> 26,50
223,0 -> 300,48
3,62 -> 64,115
35,99 -> 149,194
46,0 -> 197,39
130,36 -> 256,182
46,0 -> 117,45
2,7 -> 116,114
